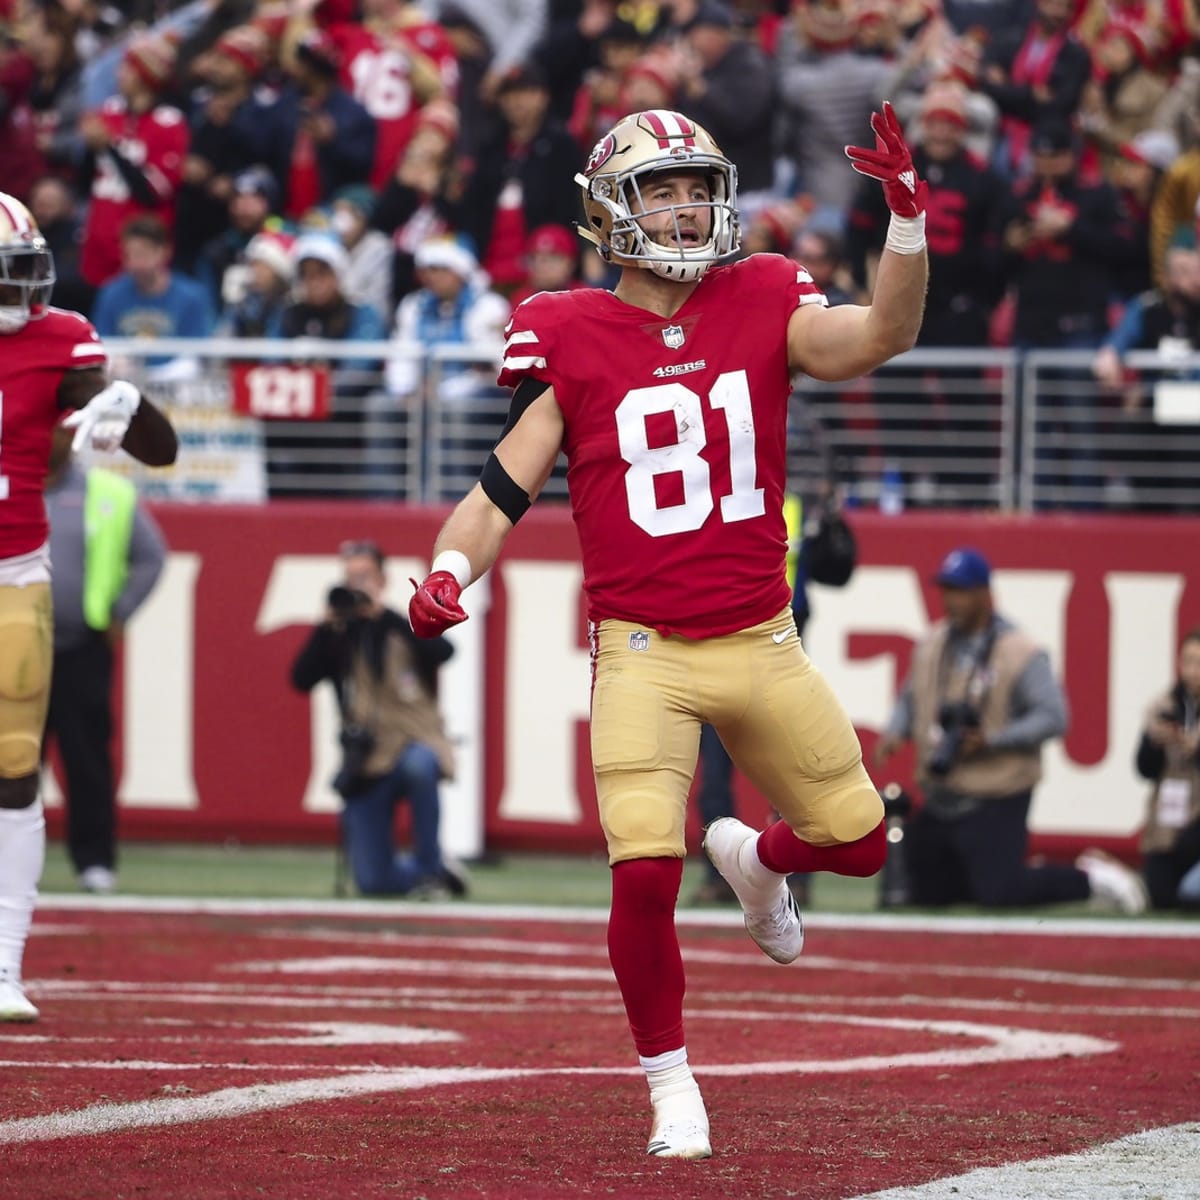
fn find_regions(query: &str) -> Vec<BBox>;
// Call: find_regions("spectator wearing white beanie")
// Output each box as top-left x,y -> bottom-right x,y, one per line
385,233 -> 509,399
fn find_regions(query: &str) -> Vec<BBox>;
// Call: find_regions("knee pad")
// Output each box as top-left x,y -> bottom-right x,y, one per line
795,765 -> 885,847
600,780 -> 685,865
0,735 -> 42,780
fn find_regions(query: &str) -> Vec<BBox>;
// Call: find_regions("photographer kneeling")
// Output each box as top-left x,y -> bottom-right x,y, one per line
876,547 -> 1146,912
291,540 -> 467,898
1135,629 -> 1200,911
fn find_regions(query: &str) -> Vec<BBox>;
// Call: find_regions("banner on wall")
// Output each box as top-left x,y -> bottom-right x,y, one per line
41,505 -> 1200,859
79,375 -> 268,502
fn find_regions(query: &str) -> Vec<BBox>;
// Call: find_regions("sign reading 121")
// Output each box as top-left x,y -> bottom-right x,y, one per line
229,364 -> 332,420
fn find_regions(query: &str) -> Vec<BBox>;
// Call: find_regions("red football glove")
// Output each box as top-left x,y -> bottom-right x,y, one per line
408,571 -> 468,638
845,101 -> 927,218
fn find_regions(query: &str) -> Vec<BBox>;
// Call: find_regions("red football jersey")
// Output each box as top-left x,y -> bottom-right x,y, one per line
498,254 -> 829,638
0,308 -> 107,559
80,101 -> 188,287
333,24 -> 452,189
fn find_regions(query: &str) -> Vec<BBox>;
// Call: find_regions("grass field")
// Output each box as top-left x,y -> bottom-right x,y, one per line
41,838 -> 1182,920
39,838 -> 887,908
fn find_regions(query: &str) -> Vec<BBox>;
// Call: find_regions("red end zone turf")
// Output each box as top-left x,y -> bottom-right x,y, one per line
2,903 -> 1198,1199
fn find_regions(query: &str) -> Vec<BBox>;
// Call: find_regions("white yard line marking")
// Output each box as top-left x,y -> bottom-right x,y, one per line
853,1123 -> 1200,1200
32,895 -> 1200,939
6,980 -> 1199,1030
223,950 -> 1200,993
0,1068 -> 534,1143
0,1016 -> 1113,1145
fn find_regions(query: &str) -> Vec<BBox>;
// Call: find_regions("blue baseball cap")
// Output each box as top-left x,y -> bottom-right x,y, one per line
935,547 -> 991,589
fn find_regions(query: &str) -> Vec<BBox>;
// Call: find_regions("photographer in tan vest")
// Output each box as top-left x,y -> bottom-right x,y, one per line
876,546 -> 1147,912
1136,628 -> 1200,910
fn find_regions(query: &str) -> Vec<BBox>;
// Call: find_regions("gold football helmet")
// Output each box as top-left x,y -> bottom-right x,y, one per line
576,110 -> 740,283
0,192 -> 55,334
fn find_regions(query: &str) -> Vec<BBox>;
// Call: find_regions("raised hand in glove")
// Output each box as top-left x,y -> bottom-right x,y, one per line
409,570 -> 468,638
845,101 -> 927,218
62,379 -> 141,453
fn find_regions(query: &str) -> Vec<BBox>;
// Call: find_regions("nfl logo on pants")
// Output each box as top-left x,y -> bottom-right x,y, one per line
628,631 -> 650,652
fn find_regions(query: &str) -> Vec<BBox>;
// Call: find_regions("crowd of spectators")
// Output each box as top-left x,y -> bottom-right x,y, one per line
9,0 -> 1200,504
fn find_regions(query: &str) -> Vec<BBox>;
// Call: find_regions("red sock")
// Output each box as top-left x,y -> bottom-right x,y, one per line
608,858 -> 685,1058
757,819 -> 887,878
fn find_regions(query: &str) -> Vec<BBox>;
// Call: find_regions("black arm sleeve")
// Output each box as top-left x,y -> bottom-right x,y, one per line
500,376 -> 549,439
106,146 -> 162,207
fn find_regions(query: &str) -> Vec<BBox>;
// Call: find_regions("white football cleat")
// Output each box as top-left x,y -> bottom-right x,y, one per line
704,817 -> 804,964
0,975 -> 39,1023
647,1088 -> 711,1159
1077,849 -> 1149,915
78,865 -> 117,894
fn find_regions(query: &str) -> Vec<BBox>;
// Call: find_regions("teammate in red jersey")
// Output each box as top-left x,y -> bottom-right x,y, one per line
0,193 -> 177,1023
410,106 -> 928,1156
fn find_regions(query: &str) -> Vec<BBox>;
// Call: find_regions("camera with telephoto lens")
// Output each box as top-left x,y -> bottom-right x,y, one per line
327,585 -> 371,618
332,723 -> 376,797
927,701 -> 982,777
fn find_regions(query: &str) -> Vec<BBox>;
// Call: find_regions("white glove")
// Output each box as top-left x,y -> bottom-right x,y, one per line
62,380 -> 141,453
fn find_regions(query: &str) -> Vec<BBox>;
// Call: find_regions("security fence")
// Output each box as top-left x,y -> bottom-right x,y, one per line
99,338 -> 1199,513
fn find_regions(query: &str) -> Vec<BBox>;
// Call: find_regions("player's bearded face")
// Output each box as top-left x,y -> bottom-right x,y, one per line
630,172 -> 714,251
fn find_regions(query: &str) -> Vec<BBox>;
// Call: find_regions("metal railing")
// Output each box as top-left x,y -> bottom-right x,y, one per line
792,349 -> 1019,511
97,338 -> 1200,512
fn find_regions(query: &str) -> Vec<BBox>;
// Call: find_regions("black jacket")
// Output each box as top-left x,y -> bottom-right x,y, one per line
459,116 -> 582,264
290,608 -> 453,712
982,26 -> 1092,124
998,174 -> 1134,345
849,147 -> 1005,345
677,39 -> 776,195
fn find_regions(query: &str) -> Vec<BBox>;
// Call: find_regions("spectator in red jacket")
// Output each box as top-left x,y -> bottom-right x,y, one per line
78,33 -> 188,288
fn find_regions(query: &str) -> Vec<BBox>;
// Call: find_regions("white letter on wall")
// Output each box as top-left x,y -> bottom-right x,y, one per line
500,561 -> 590,823
120,552 -> 201,808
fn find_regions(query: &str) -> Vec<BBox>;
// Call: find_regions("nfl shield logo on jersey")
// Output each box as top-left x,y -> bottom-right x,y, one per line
628,631 -> 650,652
661,324 -> 685,350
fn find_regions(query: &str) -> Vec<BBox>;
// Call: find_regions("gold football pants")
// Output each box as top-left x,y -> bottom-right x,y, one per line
590,607 -> 882,864
0,581 -> 53,779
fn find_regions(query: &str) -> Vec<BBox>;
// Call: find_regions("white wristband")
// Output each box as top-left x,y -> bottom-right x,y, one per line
432,550 -> 472,589
884,212 -> 926,256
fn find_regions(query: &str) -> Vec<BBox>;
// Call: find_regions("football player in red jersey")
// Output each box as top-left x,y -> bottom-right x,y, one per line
410,106 -> 928,1157
0,193 -> 177,1023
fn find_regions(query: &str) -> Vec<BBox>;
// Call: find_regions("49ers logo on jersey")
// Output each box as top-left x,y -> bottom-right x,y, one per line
585,133 -> 616,176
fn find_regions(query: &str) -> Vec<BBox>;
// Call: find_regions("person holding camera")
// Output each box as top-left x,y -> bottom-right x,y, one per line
876,546 -> 1147,912
1135,628 -> 1200,911
290,540 -> 467,899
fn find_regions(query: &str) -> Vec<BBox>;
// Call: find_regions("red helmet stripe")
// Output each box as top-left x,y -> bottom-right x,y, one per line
641,109 -> 696,150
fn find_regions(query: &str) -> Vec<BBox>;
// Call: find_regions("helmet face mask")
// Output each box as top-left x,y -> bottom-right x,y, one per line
576,110 -> 740,283
0,193 -> 55,334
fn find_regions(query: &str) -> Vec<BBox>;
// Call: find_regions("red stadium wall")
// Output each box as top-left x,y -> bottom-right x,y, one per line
40,505 -> 1200,860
